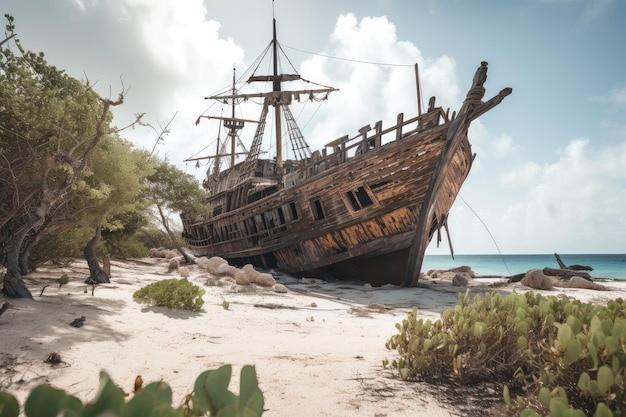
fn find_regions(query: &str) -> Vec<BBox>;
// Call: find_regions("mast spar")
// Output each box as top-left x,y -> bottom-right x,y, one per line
272,18 -> 283,173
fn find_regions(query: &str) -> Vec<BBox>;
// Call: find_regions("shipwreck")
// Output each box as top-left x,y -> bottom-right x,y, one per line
181,17 -> 512,286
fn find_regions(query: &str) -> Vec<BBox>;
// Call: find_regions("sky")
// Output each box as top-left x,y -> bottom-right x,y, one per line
3,0 -> 625,256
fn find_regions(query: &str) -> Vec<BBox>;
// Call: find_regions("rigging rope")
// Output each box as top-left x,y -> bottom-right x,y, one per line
281,44 -> 415,68
459,194 -> 512,276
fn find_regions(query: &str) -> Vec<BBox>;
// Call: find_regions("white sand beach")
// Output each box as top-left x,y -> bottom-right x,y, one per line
2,257 -> 626,416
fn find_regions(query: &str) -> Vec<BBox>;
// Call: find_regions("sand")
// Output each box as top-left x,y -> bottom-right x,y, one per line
2,257 -> 626,416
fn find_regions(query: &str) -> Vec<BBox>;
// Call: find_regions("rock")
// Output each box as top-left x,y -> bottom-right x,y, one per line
234,271 -> 251,285
240,264 -> 260,283
564,276 -> 608,291
216,263 -> 238,277
452,274 -> 469,287
167,256 -> 184,272
256,273 -> 276,287
164,250 -> 179,259
363,283 -> 372,292
196,256 -> 211,270
273,284 -> 288,293
203,256 -> 228,274
449,266 -> 476,278
178,266 -> 190,278
521,269 -> 555,290
69,316 -> 86,328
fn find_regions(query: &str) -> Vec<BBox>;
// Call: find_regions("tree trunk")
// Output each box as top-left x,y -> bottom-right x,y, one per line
157,204 -> 191,264
83,225 -> 110,284
554,253 -> 567,269
19,232 -> 39,275
2,242 -> 33,299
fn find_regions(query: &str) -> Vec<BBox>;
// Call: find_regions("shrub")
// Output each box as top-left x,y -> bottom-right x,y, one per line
385,291 -> 626,416
133,278 -> 205,312
0,365 -> 264,417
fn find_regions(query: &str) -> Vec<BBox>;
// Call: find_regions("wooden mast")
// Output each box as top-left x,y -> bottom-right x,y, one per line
229,67 -> 237,168
415,63 -> 422,116
272,18 -> 283,173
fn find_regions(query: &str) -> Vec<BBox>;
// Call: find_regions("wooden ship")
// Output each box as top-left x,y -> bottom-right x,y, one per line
181,18 -> 512,287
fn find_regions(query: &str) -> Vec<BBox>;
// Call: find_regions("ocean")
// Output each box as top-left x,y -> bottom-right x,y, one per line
422,254 -> 626,280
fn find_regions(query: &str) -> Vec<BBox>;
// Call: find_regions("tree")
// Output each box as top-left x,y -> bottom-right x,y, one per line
144,158 -> 206,264
0,15 -> 124,298
78,135 -> 153,283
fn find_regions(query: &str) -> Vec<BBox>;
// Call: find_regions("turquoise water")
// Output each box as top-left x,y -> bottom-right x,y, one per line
422,254 -> 626,279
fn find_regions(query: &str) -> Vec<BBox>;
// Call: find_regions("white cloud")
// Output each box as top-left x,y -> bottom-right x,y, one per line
297,13 -> 459,151
609,86 -> 626,105
500,139 -> 625,252
491,134 -> 515,157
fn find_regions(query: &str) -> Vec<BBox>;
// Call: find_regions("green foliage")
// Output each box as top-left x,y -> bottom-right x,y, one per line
135,226 -> 176,250
58,274 -> 69,287
144,158 -> 206,218
385,291 -> 626,416
0,365 -> 264,417
133,278 -> 205,312
29,224 -> 94,266
103,238 -> 149,259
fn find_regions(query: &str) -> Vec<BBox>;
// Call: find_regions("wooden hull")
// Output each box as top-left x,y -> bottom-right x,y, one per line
181,62 -> 511,286
182,113 -> 473,286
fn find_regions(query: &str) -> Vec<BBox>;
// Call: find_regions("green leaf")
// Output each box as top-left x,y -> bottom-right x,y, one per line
82,371 -> 125,417
565,339 -> 582,365
549,397 -> 568,416
597,366 -> 614,396
593,402 -> 614,417
0,392 -> 20,417
239,366 -> 264,417
122,381 -> 173,417
192,365 -> 237,415
538,387 -> 552,407
557,323 -> 572,348
24,385 -> 82,417
578,372 -> 591,394
503,385 -> 511,406
517,335 -> 528,349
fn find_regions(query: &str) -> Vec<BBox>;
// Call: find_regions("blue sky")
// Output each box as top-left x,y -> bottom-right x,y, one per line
3,0 -> 625,255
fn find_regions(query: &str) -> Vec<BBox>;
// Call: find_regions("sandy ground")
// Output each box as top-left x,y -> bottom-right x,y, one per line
2,257 -> 626,416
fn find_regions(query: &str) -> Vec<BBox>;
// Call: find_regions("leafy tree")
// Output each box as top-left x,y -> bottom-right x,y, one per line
144,158 -> 206,263
0,15 -> 124,298
76,135 -> 153,283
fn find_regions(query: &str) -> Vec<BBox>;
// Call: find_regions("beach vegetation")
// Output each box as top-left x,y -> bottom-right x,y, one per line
1,15 -> 206,298
143,158 -> 206,264
133,277 -> 205,312
0,364 -> 264,417
385,291 -> 626,416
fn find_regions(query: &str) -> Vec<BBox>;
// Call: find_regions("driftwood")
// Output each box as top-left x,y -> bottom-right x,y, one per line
0,302 -> 9,317
554,253 -> 593,271
543,267 -> 592,282
508,273 -> 525,283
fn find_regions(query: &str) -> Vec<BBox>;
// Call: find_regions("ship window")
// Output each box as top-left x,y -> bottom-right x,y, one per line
289,202 -> 298,220
310,198 -> 325,220
248,218 -> 257,233
346,186 -> 374,211
277,207 -> 286,225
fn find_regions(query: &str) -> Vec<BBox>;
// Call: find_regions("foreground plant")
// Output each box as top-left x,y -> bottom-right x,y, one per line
0,365 -> 263,417
385,290 -> 626,416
